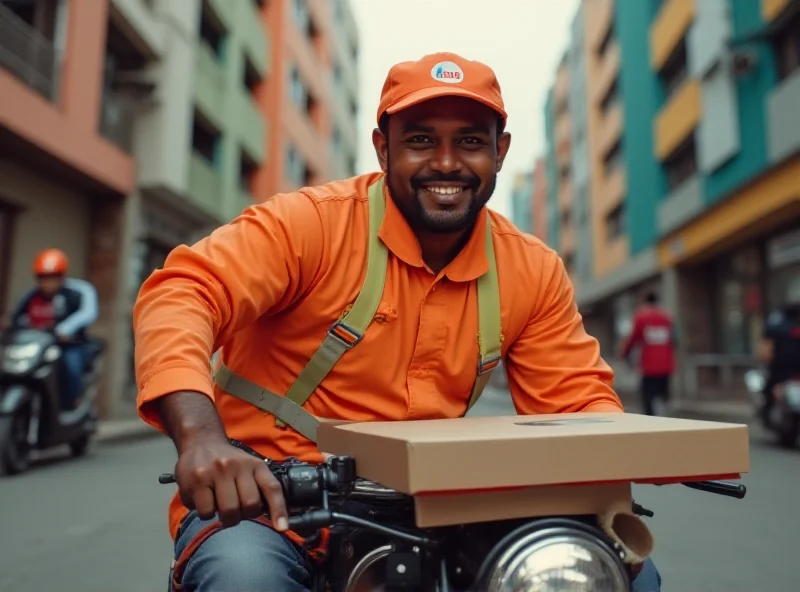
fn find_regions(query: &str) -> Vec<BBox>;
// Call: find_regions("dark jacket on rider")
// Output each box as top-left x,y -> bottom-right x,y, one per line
10,278 -> 98,342
765,305 -> 800,386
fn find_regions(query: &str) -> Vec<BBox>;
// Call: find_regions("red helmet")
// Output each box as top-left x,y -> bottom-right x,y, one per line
33,249 -> 69,276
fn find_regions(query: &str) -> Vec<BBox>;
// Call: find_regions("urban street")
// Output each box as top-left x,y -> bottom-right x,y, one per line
1,389 -> 797,592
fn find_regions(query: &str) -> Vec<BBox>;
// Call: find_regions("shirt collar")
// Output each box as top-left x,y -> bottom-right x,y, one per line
377,178 -> 490,282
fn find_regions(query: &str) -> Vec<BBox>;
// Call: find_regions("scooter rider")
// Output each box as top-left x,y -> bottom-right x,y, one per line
7,249 -> 99,410
133,53 -> 662,591
759,285 -> 800,424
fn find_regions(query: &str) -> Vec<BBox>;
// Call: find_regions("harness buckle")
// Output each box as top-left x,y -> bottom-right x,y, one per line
478,355 -> 501,375
328,321 -> 363,349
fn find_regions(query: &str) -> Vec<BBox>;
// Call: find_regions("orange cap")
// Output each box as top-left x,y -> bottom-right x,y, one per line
33,248 -> 69,275
377,52 -> 507,125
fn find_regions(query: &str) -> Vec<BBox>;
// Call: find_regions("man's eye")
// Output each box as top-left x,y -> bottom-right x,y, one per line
407,135 -> 433,143
460,137 -> 484,145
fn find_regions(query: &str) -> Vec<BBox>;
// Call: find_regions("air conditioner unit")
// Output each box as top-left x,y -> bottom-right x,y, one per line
114,70 -> 158,96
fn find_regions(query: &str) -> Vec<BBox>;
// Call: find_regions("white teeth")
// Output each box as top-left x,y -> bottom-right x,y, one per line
425,186 -> 463,195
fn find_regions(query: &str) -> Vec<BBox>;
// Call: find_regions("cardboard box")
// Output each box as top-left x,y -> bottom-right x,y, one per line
317,412 -> 750,527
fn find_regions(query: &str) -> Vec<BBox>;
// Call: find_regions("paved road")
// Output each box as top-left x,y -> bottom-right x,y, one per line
1,390 -> 798,591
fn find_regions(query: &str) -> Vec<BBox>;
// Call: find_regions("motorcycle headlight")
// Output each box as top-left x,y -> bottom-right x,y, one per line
487,528 -> 629,592
2,343 -> 42,374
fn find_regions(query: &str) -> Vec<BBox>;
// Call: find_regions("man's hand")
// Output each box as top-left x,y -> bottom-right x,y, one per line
174,432 -> 289,530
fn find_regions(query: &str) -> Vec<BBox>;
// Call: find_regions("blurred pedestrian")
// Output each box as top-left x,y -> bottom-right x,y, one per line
620,291 -> 677,416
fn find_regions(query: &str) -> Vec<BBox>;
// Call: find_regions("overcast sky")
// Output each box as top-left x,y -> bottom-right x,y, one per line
349,0 -> 580,218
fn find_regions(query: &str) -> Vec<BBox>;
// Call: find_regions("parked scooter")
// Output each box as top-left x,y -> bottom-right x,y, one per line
158,441 -> 747,591
0,327 -> 105,474
744,368 -> 800,448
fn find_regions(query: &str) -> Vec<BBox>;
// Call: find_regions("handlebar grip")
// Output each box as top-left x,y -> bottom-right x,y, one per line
159,473 -> 176,484
683,480 -> 747,499
288,509 -> 333,531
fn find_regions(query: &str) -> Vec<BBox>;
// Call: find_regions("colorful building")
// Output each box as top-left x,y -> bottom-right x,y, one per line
543,0 -> 800,405
0,0 -> 360,418
531,158 -> 548,241
510,171 -> 534,234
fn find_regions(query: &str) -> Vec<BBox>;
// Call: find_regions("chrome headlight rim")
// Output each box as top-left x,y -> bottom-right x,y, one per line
476,518 -> 631,592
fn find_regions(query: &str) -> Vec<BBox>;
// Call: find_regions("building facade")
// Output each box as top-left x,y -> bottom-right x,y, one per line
531,158 -> 548,241
257,0 -> 360,196
543,0 -> 800,405
0,0 -> 361,418
510,171 -> 534,234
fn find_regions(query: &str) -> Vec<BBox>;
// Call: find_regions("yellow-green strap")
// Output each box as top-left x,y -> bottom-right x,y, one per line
275,178 -> 389,426
465,215 -> 502,413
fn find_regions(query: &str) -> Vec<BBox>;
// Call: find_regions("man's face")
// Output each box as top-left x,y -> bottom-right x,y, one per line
373,96 -> 511,234
36,274 -> 63,297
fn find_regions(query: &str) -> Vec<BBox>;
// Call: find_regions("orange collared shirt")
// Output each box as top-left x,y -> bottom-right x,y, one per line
133,172 -> 623,539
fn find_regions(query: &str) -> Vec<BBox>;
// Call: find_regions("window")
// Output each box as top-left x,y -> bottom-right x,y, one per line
191,111 -> 221,165
199,3 -> 226,58
660,41 -> 688,98
239,150 -> 258,194
559,162 -> 571,181
350,96 -> 358,118
346,155 -> 357,178
3,0 -> 59,39
605,203 -> 626,242
773,8 -> 800,81
286,145 -> 306,187
663,135 -> 697,190
243,55 -> 262,94
288,66 -> 308,109
603,139 -> 624,176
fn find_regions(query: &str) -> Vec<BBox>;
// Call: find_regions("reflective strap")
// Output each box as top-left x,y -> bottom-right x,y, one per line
464,215 -> 502,413
215,364 -> 321,442
275,178 -> 389,428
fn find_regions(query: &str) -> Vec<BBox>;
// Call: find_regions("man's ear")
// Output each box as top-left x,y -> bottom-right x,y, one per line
496,132 -> 512,172
372,128 -> 388,173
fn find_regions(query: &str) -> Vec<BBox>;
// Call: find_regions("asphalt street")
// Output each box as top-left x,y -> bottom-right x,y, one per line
1,389 -> 798,591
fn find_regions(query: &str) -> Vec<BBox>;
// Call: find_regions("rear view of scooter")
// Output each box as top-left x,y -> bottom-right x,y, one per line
0,327 -> 105,475
744,368 -> 800,448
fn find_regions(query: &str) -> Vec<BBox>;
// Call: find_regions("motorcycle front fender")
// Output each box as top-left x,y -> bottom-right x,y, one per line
0,384 -> 34,415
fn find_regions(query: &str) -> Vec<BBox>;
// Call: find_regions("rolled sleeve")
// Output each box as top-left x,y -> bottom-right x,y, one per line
505,250 -> 624,415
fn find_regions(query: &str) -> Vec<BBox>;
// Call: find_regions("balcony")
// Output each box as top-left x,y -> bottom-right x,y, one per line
99,88 -> 135,152
598,102 -> 623,156
650,0 -> 695,72
560,223 -> 576,256
587,0 -> 615,52
594,43 -> 621,104
600,165 -> 627,216
767,70 -> 800,164
188,152 -> 224,219
234,88 -> 266,163
654,79 -> 701,160
195,42 -> 227,129
235,0 -> 270,78
558,177 -> 573,213
0,4 -> 58,100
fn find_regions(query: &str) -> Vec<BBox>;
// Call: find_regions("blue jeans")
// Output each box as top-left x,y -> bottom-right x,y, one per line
171,511 -> 662,591
59,344 -> 85,408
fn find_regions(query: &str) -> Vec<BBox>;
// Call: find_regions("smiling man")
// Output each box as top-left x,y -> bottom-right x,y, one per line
133,52 -> 661,591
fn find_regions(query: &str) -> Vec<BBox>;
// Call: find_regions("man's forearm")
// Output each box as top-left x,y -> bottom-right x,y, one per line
155,391 -> 229,455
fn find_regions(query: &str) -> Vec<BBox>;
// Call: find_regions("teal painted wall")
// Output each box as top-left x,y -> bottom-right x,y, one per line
704,0 -> 777,205
616,0 -> 666,255
544,90 -> 560,248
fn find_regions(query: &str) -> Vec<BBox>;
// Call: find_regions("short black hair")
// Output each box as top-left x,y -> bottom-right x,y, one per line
645,291 -> 659,304
378,113 -> 506,138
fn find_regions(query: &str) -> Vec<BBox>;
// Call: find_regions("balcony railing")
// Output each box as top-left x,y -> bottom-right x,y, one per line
99,88 -> 135,152
0,4 -> 58,100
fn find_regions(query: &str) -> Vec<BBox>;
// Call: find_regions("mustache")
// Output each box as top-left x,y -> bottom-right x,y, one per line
410,172 -> 480,191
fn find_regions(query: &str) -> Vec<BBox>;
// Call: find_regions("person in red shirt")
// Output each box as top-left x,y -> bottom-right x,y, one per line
621,291 -> 677,416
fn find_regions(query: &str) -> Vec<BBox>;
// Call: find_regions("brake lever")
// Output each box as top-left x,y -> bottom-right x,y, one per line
682,480 -> 747,499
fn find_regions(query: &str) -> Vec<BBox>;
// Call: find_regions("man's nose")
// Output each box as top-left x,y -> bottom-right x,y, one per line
429,141 -> 462,173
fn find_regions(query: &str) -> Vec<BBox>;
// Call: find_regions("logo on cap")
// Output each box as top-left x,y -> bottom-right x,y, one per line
430,61 -> 464,84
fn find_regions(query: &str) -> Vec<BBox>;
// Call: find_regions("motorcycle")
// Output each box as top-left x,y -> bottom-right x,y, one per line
0,327 -> 105,474
158,439 -> 747,591
744,368 -> 800,448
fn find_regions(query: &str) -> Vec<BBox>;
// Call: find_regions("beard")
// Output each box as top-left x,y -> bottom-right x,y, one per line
386,158 -> 496,235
